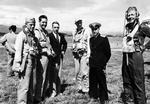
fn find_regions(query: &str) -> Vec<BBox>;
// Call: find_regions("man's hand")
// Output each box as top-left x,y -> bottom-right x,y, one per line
13,62 -> 21,72
61,51 -> 65,56
126,36 -> 132,42
141,45 -> 146,54
40,41 -> 47,48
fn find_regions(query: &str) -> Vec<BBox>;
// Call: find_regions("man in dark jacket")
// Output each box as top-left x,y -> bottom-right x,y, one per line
88,22 -> 111,104
49,21 -> 67,97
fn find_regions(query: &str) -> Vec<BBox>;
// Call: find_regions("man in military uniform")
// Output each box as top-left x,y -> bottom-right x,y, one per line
88,22 -> 111,104
72,19 -> 90,93
34,15 -> 53,103
14,17 -> 40,104
0,25 -> 17,77
121,7 -> 149,104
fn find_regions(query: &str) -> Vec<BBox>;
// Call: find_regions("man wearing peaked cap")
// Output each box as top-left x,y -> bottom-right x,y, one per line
88,22 -> 111,104
89,22 -> 101,29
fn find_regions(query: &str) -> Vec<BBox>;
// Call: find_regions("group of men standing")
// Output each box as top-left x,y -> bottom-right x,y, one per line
0,15 -> 67,104
1,6 -> 150,104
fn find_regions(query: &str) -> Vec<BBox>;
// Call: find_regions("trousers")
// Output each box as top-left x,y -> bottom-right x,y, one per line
17,57 -> 36,104
122,52 -> 146,104
49,55 -> 61,95
74,54 -> 89,92
34,55 -> 49,102
89,67 -> 108,102
7,53 -> 15,76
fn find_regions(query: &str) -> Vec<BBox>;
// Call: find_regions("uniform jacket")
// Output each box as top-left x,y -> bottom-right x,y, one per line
72,28 -> 90,58
89,34 -> 111,68
14,30 -> 39,68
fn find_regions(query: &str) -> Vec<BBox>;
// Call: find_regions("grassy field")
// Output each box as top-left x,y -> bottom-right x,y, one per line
0,37 -> 150,104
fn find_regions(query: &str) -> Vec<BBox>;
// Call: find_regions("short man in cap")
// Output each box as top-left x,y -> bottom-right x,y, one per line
13,17 -> 40,104
121,6 -> 150,104
0,25 -> 17,77
34,15 -> 54,102
72,19 -> 90,93
88,22 -> 111,104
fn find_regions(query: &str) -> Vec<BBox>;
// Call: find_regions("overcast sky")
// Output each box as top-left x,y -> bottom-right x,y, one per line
0,0 -> 150,33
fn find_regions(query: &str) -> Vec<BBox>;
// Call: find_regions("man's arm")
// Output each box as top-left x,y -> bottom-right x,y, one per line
60,33 -> 67,54
104,37 -> 111,63
0,34 -> 7,46
14,32 -> 24,64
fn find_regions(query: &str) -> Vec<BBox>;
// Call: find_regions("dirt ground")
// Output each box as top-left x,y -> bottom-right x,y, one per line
0,37 -> 150,104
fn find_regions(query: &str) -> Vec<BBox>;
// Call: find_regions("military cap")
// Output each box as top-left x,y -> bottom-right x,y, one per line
25,17 -> 36,24
89,22 -> 101,30
75,19 -> 82,24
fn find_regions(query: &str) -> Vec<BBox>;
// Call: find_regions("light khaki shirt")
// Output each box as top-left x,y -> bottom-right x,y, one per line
34,28 -> 51,53
0,32 -> 16,53
72,28 -> 90,57
14,31 -> 31,63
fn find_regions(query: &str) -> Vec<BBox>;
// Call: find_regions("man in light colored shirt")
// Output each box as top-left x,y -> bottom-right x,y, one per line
72,19 -> 90,93
0,25 -> 17,77
34,15 -> 54,103
14,17 -> 40,104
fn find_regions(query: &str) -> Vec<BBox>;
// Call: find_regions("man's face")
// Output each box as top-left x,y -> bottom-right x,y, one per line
39,18 -> 47,29
26,22 -> 35,32
91,27 -> 100,37
52,23 -> 59,33
127,10 -> 137,23
76,22 -> 82,28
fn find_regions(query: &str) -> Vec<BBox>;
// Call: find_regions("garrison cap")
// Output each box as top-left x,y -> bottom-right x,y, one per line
75,19 -> 82,24
89,22 -> 101,29
25,17 -> 36,24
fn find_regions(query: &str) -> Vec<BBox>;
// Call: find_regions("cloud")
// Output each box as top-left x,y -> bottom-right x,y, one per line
0,0 -> 94,11
0,0 -> 150,33
0,5 -> 37,26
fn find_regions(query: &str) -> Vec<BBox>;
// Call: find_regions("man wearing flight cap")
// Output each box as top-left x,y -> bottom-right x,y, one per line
13,17 -> 40,104
88,22 -> 111,104
72,19 -> 90,93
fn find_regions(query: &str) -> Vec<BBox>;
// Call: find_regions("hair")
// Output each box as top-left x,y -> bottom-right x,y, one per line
52,21 -> 60,27
39,15 -> 48,21
125,6 -> 140,20
9,25 -> 17,32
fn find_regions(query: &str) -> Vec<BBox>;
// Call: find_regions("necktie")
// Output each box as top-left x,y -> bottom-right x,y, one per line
56,33 -> 59,42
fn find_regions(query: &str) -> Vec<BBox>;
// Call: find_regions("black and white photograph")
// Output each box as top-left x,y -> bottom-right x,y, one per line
0,0 -> 150,104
